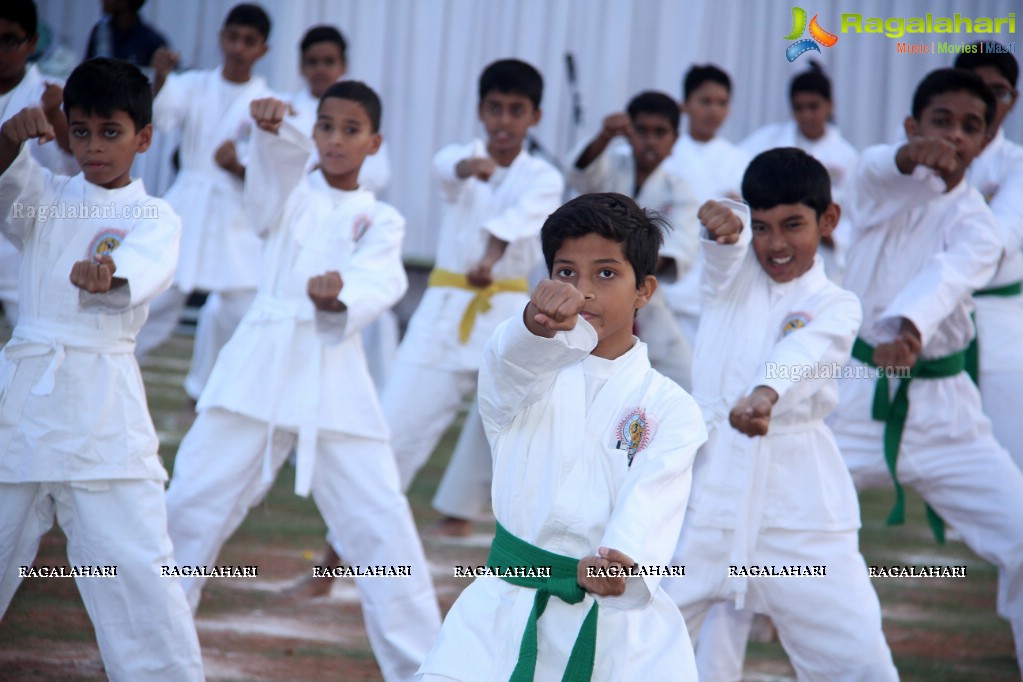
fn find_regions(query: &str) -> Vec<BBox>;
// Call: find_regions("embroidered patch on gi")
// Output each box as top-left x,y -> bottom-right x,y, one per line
781,311 -> 812,337
614,408 -> 651,467
87,228 -> 127,259
352,214 -> 372,241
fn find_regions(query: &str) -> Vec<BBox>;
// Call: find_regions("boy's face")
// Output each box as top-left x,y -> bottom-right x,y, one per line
683,81 -> 730,141
301,42 -> 346,99
67,107 -> 151,189
478,91 -> 540,164
0,18 -> 36,83
551,232 -> 655,360
313,97 -> 381,191
630,112 -> 678,175
791,92 -> 831,141
750,202 -> 837,283
904,90 -> 988,185
970,65 -> 1017,134
219,24 -> 268,75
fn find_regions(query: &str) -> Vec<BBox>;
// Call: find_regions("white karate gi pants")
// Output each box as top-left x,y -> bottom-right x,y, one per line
974,294 -> 1023,471
432,402 -> 492,520
831,366 -> 1023,670
135,286 -> 189,359
165,407 -> 440,682
667,526 -> 898,681
0,479 -> 204,681
183,290 -> 256,400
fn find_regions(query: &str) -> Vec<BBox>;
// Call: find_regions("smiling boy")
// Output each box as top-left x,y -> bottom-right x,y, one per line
663,148 -> 898,681
418,192 -> 707,681
0,57 -> 202,680
828,67 -> 1023,672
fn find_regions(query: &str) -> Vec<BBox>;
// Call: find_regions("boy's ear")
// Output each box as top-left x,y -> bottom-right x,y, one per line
818,202 -> 840,239
903,115 -> 919,139
368,131 -> 382,156
633,274 -> 657,311
531,107 -> 542,126
135,123 -> 153,154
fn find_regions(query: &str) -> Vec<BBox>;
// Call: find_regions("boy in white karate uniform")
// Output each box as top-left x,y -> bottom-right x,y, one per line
566,89 -> 699,390
136,4 -> 272,400
0,58 -> 202,681
418,192 -> 707,681
955,47 -> 1023,470
828,67 -> 1023,672
0,0 -> 75,325
164,81 -> 440,682
661,64 -> 750,345
665,149 -> 898,681
742,61 -> 858,284
386,59 -> 563,531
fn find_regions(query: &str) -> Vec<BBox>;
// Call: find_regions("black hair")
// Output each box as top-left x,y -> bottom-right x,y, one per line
300,25 -> 346,62
223,3 -> 271,40
955,44 -> 1019,87
626,91 -> 680,134
319,80 -> 381,132
541,193 -> 666,287
742,148 -> 832,218
1,0 -> 37,37
683,64 -> 731,100
911,68 -> 996,128
63,57 -> 152,131
478,59 -> 543,108
790,60 -> 831,101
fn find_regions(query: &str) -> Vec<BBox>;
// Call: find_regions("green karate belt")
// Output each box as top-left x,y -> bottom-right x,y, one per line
965,281 -> 1023,385
852,337 -> 968,544
487,522 -> 598,682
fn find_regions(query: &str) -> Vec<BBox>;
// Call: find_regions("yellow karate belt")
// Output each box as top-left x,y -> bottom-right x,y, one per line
852,337 -> 968,544
427,268 -> 529,344
487,522 -> 597,682
965,281 -> 1022,385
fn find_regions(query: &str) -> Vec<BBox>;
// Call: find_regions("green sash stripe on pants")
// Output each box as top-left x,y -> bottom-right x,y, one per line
965,281 -> 1023,385
487,522 -> 597,682
851,337 -> 967,544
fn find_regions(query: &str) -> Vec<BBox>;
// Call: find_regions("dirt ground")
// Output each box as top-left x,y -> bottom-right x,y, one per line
0,333 -> 1019,681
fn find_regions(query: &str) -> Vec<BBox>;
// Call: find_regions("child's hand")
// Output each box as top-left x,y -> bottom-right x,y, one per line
70,255 -> 119,293
896,137 -> 958,182
40,83 -> 63,115
307,271 -> 346,312
457,157 -> 496,181
872,320 -> 921,371
525,279 -> 586,337
1,107 -> 55,147
729,385 -> 778,437
577,547 -> 635,597
250,97 -> 294,134
150,47 -> 179,77
698,200 -> 743,245
214,140 -> 241,173
466,260 -> 494,288
600,112 -> 632,140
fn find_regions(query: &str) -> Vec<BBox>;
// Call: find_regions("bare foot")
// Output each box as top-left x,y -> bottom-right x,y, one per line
427,517 -> 474,538
283,544 -> 340,599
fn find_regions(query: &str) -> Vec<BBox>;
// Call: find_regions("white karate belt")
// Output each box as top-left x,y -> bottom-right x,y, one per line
700,396 -> 823,609
4,316 -> 135,396
245,294 -> 321,498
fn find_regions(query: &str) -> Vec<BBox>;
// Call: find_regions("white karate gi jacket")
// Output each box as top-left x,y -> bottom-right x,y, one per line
420,316 -> 707,680
685,202 -> 863,540
0,146 -> 180,482
152,68 -> 271,292
843,144 -> 1002,357
395,139 -> 563,371
741,121 -> 859,195
197,122 -> 407,496
0,64 -> 76,306
286,87 -> 391,196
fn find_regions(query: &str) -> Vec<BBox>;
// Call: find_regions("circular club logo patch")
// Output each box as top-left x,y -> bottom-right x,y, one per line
781,311 -> 812,337
87,228 -> 127,259
616,409 -> 650,466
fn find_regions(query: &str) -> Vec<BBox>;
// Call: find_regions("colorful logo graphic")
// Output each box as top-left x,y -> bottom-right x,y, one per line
87,228 -> 126,259
785,7 -> 839,61
614,408 -> 651,467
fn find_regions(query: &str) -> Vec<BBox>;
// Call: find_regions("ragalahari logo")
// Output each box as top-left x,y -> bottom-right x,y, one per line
785,7 -> 839,61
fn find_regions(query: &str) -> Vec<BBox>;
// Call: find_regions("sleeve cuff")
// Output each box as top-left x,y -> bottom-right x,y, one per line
314,308 -> 349,345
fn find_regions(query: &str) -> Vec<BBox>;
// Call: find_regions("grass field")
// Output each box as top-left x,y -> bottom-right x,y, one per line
0,329 -> 1018,681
